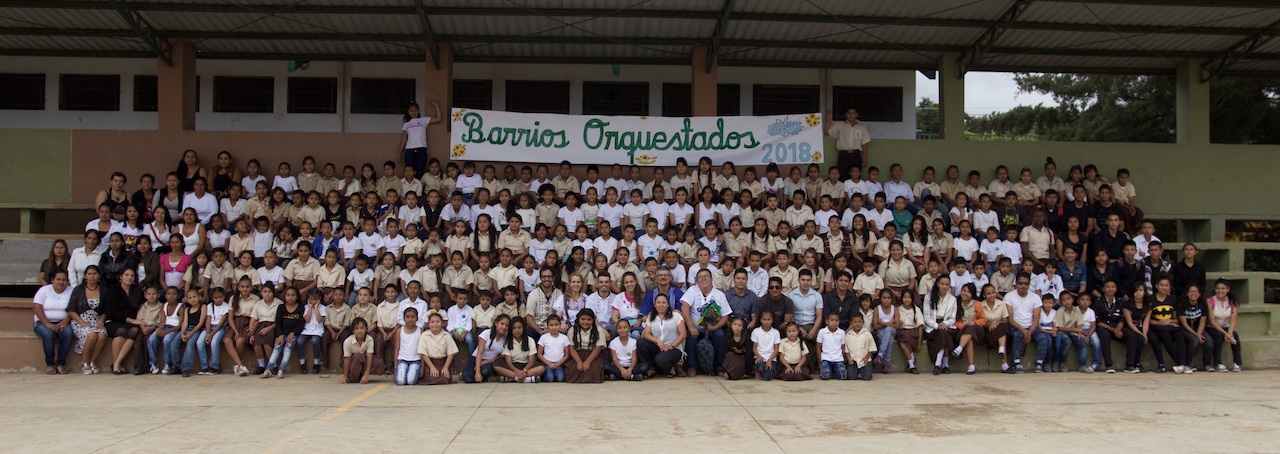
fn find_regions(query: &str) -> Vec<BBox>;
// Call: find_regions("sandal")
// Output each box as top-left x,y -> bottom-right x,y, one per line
56,366 -> 69,374
46,366 -> 56,375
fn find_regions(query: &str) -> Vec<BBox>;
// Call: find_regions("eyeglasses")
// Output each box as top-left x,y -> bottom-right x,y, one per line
768,286 -> 781,290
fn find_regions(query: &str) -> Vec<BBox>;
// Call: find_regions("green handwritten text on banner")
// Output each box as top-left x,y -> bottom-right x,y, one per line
449,108 -> 824,166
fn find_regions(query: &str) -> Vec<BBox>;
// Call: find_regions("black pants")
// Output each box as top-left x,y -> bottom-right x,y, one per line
837,150 -> 863,181
1148,325 -> 1182,366
1123,327 -> 1146,368
1097,327 -> 1119,369
638,339 -> 683,374
1206,330 -> 1243,366
1176,330 -> 1210,368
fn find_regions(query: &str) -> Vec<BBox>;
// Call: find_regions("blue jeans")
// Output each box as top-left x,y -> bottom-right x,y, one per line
147,326 -> 177,367
179,327 -> 201,372
395,359 -> 421,385
462,356 -> 496,383
266,336 -> 299,372
197,327 -> 226,370
605,360 -> 651,380
1008,327 -> 1028,364
1086,333 -> 1103,368
162,327 -> 184,368
403,147 -> 426,179
754,360 -> 777,381
543,364 -> 565,382
1032,331 -> 1053,364
299,334 -> 323,366
1056,332 -> 1087,367
851,362 -> 874,380
33,322 -> 73,367
685,327 -> 726,373
819,360 -> 847,380
874,327 -> 897,364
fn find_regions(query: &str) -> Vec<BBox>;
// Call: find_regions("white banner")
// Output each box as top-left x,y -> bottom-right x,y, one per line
449,108 -> 825,166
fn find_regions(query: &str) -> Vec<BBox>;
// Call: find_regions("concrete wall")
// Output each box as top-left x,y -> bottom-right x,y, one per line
0,129 -> 72,204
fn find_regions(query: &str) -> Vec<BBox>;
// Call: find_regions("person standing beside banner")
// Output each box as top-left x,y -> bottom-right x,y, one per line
825,107 -> 871,181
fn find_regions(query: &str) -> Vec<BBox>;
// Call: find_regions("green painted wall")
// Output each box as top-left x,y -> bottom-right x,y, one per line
848,139 -> 1280,217
0,129 -> 72,204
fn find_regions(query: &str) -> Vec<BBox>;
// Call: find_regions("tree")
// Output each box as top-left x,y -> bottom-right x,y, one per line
916,97 -> 939,137
963,74 -> 1280,144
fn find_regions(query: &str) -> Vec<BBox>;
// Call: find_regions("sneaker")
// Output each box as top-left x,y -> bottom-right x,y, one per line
253,367 -> 266,375
932,366 -> 941,375
181,370 -> 191,378
1233,364 -> 1242,372
1216,364 -> 1228,373
313,365 -> 322,374
198,368 -> 209,376
1137,365 -> 1148,373
1053,363 -> 1062,373
873,356 -> 883,367
908,367 -> 919,375
1001,363 -> 1010,372
1079,366 -> 1091,373
300,365 -> 309,375
161,365 -> 172,375
966,365 -> 976,375
942,367 -> 950,374
1156,365 -> 1167,374
1185,367 -> 1194,374
951,347 -> 962,358
1172,365 -> 1185,374
1014,364 -> 1024,374
209,369 -> 220,376
1105,368 -> 1116,374
82,363 -> 92,375
1125,367 -> 1138,373
882,363 -> 892,375
150,364 -> 160,375
631,374 -> 643,381
1034,364 -> 1044,373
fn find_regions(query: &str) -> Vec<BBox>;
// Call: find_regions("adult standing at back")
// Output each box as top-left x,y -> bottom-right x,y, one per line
176,149 -> 207,194
825,106 -> 871,181
398,101 -> 443,180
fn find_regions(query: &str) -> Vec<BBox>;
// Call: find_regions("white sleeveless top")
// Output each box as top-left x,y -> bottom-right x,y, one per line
877,305 -> 896,325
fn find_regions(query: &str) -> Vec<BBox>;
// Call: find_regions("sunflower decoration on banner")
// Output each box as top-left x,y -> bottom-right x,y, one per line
635,154 -> 657,165
451,143 -> 467,158
811,151 -> 823,163
805,113 -> 821,127
452,109 -> 466,122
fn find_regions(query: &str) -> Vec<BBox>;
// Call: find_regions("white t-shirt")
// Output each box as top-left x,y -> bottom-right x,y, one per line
1081,308 -> 1096,332
646,201 -> 670,229
207,302 -> 231,328
347,268 -> 375,291
537,333 -> 571,363
357,232 -> 385,258
637,234 -> 665,260
622,203 -> 650,230
668,203 -> 694,227
593,236 -> 619,262
383,234 -> 407,258
751,327 -> 782,360
397,327 -> 422,361
402,117 -> 430,149
1005,291 -> 1040,329
455,173 -> 482,195
815,328 -> 846,362
257,266 -> 284,288
953,236 -> 980,262
529,238 -> 554,263
272,176 -> 298,194
597,203 -> 624,229
338,236 -> 363,260
558,206 -> 584,228
301,304 -> 327,336
608,336 -> 637,368
33,284 -> 73,323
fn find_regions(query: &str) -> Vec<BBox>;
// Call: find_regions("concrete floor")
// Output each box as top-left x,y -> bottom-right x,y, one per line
1,370 -> 1276,453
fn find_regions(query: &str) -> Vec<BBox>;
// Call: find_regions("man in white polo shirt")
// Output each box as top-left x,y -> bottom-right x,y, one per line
1004,272 -> 1040,374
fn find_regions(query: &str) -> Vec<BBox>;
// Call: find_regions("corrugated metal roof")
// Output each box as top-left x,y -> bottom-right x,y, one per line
732,0 -> 1007,21
1018,2 -> 1280,29
432,16 -> 716,38
725,20 -> 982,44
1,0 -> 1278,75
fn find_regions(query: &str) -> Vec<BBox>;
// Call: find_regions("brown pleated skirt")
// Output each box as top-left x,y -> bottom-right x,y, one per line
420,357 -> 453,385
231,316 -> 252,343
777,362 -> 812,381
252,323 -> 276,346
565,348 -> 605,383
722,350 -> 748,380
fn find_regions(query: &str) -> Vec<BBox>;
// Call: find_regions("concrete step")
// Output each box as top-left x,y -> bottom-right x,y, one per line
0,238 -> 86,286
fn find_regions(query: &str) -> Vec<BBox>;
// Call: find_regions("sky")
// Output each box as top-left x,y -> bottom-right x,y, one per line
916,71 -> 1059,116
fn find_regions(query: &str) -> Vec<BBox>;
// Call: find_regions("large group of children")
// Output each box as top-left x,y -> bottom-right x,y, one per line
31,144 -> 1248,386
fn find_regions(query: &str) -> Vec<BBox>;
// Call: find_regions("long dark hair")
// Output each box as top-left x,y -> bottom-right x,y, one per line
928,276 -> 951,312
505,317 -> 530,352
648,294 -> 674,322
229,276 -> 254,314
472,214 -> 498,253
402,101 -> 420,123
570,308 -> 600,350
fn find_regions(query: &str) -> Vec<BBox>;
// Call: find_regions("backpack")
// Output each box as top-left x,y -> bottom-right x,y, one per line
695,336 -> 715,374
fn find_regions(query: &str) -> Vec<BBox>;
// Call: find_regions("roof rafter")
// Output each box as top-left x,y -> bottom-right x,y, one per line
705,0 -> 735,73
957,0 -> 1031,77
1201,17 -> 1280,81
105,0 -> 171,66
412,0 -> 442,69
4,2 -> 1277,37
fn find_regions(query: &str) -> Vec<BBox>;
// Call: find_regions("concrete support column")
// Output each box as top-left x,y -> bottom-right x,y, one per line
157,38 -> 196,131
1176,58 -> 1211,145
425,43 -> 454,162
691,45 -> 718,116
937,52 -> 966,141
